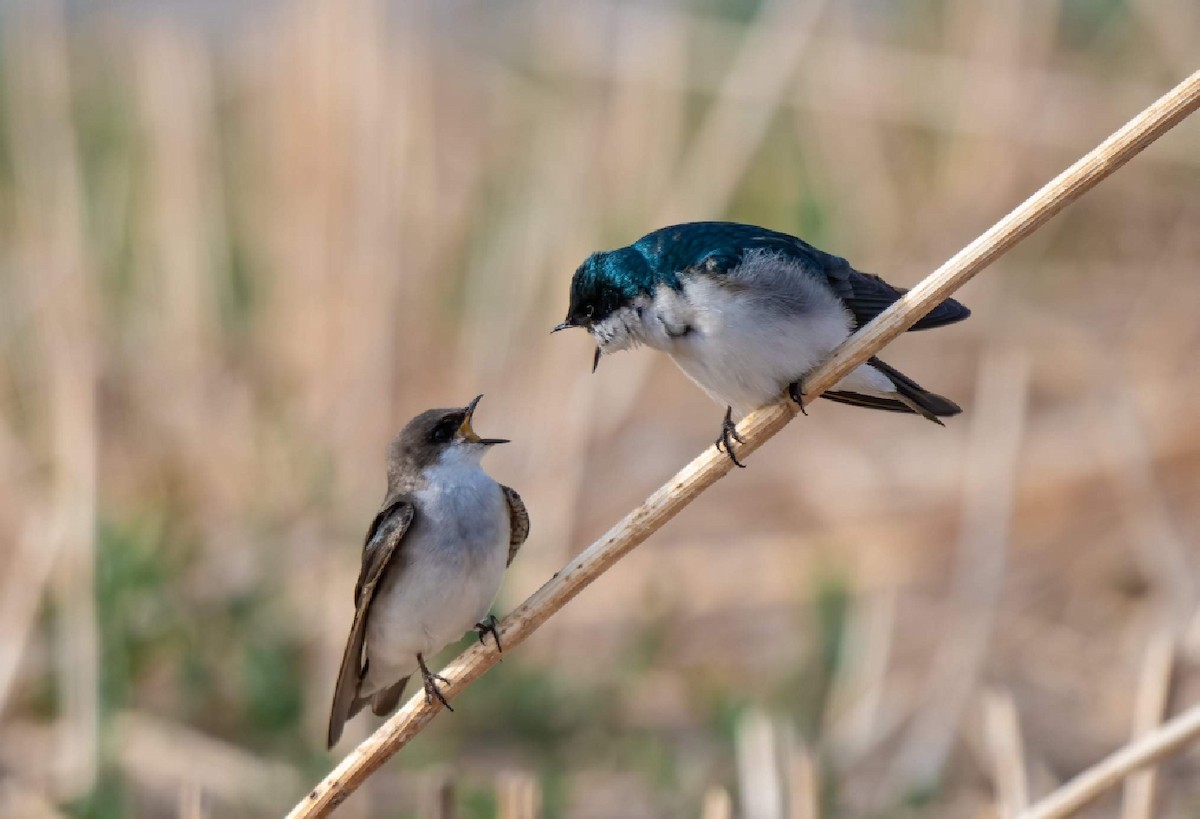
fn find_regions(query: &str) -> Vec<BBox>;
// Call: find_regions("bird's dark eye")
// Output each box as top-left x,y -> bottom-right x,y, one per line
430,417 -> 458,444
581,304 -> 595,320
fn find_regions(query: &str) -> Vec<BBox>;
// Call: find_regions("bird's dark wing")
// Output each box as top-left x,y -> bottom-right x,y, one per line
327,497 -> 416,748
641,222 -> 969,331
825,269 -> 971,331
728,227 -> 970,331
500,485 -> 529,567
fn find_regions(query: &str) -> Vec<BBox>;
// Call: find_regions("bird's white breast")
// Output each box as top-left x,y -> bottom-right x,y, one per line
598,250 -> 863,417
363,451 -> 509,688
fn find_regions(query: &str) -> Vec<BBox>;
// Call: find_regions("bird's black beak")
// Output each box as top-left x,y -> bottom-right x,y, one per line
550,317 -> 601,372
459,394 -> 509,445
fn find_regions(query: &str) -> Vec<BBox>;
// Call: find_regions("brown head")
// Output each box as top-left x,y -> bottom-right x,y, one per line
385,395 -> 509,491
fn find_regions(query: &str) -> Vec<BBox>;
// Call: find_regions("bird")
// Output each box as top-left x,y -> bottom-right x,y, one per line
554,221 -> 969,466
326,395 -> 530,748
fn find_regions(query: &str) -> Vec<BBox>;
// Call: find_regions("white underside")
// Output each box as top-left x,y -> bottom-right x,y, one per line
361,451 -> 509,696
591,250 -> 894,418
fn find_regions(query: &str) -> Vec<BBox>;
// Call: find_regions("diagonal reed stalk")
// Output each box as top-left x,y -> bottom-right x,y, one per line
289,69 -> 1200,818
1018,701 -> 1200,819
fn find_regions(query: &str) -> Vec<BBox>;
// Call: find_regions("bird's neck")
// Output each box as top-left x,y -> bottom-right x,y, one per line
416,453 -> 492,501
594,282 -> 700,356
592,297 -> 655,355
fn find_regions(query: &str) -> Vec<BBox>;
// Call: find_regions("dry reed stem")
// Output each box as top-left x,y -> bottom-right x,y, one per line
177,783 -> 206,819
288,69 -> 1200,819
655,0 -> 827,223
983,689 -> 1030,818
415,776 -> 455,819
496,772 -> 540,819
558,7 -> 1200,169
1121,631 -> 1175,819
737,709 -> 783,819
889,345 -> 1029,790
701,787 -> 733,819
0,508 -> 55,714
5,3 -> 100,799
825,589 -> 898,767
1018,701 -> 1200,819
1096,392 -> 1197,626
784,729 -> 820,819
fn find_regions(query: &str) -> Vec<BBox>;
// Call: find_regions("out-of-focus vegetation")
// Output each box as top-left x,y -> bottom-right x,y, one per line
1,0 -> 1199,816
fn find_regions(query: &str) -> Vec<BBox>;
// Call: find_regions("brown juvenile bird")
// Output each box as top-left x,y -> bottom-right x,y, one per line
326,395 -> 529,748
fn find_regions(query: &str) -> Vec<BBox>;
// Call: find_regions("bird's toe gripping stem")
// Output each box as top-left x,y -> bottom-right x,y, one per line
475,614 -> 502,653
714,407 -> 747,468
417,653 -> 454,712
787,380 -> 809,416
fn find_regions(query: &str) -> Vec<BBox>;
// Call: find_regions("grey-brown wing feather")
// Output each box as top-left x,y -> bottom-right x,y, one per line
326,498 -> 415,748
500,485 -> 529,567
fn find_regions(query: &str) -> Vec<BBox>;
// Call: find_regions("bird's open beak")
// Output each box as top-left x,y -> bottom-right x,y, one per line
459,394 -> 509,445
551,321 -> 574,334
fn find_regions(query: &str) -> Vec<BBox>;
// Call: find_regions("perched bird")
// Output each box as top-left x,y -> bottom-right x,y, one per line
554,222 -> 969,466
326,395 -> 529,748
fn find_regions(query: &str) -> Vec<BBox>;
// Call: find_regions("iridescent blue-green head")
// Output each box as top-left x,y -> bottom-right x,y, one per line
553,246 -> 660,334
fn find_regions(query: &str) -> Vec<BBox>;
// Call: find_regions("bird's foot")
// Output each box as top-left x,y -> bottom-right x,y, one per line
416,653 -> 454,711
788,381 -> 809,416
713,407 -> 746,468
475,614 -> 503,653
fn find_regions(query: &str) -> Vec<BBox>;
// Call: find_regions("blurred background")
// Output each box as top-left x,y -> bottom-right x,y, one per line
0,0 -> 1198,816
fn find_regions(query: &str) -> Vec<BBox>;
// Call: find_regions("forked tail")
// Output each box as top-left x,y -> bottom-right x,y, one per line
821,357 -> 961,424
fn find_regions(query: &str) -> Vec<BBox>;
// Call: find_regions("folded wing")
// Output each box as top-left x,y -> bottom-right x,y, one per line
326,498 -> 416,748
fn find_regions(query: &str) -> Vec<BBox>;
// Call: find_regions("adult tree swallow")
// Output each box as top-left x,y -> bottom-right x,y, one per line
326,396 -> 530,748
554,222 -> 969,466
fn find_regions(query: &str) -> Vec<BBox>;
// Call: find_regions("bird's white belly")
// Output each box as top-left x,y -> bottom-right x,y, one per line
363,469 -> 509,689
662,277 -> 855,417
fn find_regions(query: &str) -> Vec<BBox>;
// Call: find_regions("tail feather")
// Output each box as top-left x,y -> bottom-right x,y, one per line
327,677 -> 410,747
820,357 -> 960,424
328,691 -> 370,749
822,390 -> 920,415
348,695 -> 370,721
370,677 -> 409,717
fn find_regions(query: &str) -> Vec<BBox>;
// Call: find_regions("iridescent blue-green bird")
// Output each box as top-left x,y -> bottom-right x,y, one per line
554,222 -> 970,466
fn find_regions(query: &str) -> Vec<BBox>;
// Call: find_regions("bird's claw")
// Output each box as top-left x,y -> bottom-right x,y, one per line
417,653 -> 454,711
714,407 -> 747,468
788,381 -> 809,416
475,614 -> 503,653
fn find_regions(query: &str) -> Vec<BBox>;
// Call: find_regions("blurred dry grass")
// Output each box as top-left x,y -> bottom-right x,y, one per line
0,0 -> 1199,817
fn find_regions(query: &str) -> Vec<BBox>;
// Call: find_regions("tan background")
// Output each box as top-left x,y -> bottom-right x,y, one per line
0,1 -> 1198,816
